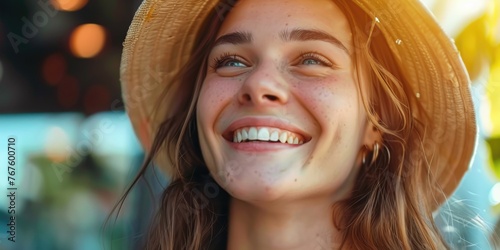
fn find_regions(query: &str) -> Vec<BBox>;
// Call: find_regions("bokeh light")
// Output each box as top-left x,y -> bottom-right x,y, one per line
69,24 -> 106,58
45,126 -> 71,163
51,0 -> 88,12
490,182 -> 500,205
57,75 -> 80,108
83,84 -> 110,114
42,53 -> 67,85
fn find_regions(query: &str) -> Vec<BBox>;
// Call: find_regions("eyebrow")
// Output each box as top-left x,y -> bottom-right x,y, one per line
212,28 -> 349,54
280,29 -> 349,54
213,31 -> 253,47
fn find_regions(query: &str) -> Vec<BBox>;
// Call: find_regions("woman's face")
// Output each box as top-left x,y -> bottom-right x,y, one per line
197,0 -> 376,202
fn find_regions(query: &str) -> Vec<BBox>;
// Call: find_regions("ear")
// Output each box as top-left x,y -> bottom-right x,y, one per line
362,120 -> 382,149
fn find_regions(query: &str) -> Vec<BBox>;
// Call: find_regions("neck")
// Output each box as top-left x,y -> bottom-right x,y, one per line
226,197 -> 343,250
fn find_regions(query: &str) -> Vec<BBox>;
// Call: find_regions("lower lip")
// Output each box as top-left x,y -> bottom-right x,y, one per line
226,140 -> 303,152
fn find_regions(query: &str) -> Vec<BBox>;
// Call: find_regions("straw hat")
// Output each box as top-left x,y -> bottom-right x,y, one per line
120,0 -> 477,207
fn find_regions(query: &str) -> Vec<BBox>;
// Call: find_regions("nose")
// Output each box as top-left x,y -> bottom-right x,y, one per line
237,64 -> 289,106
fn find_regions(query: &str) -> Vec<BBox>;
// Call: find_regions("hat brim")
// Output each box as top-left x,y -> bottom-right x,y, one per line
120,0 -> 477,209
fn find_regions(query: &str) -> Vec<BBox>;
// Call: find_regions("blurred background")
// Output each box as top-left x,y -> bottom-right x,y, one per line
0,0 -> 499,249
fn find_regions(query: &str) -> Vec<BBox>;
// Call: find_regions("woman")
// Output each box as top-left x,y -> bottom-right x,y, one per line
119,0 -> 477,249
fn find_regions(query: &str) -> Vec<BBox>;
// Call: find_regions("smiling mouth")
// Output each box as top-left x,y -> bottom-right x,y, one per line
223,126 -> 311,145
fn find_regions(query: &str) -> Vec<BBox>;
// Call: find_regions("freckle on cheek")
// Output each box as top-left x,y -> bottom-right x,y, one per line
334,127 -> 342,144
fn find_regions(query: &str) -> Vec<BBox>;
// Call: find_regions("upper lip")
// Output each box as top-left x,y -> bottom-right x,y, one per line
222,116 -> 312,142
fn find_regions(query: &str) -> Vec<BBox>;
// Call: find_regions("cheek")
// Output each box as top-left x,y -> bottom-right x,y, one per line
292,75 -> 364,158
199,81 -> 230,107
198,78 -> 239,115
292,75 -> 358,124
197,77 -> 243,138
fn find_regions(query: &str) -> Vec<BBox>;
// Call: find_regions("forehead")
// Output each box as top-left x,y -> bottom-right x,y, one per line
217,0 -> 352,43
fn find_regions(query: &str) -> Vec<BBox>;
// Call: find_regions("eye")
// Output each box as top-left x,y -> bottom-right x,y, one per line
224,60 -> 246,67
303,58 -> 322,65
298,52 -> 334,67
211,53 -> 249,69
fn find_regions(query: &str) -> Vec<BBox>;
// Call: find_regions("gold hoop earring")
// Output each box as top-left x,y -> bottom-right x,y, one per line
362,145 -> 369,166
370,142 -> 380,165
382,143 -> 391,164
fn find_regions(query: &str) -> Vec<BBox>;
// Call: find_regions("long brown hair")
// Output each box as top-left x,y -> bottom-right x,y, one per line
111,0 -> 454,249
332,1 -> 449,249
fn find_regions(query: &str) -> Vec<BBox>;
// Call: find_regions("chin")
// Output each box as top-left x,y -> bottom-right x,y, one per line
213,164 -> 301,202
225,184 -> 288,203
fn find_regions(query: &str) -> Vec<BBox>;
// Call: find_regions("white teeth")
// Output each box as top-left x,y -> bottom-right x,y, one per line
270,131 -> 279,141
232,127 -> 305,145
241,129 -> 249,141
248,127 -> 258,140
279,132 -> 287,143
257,128 -> 270,141
237,130 -> 242,142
